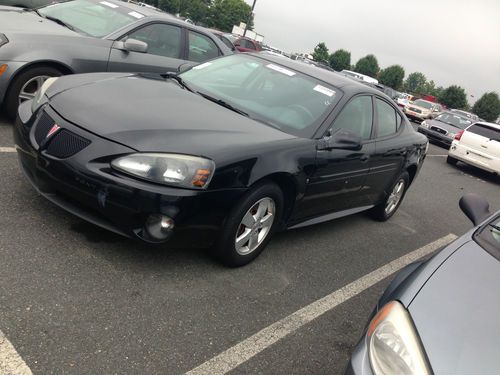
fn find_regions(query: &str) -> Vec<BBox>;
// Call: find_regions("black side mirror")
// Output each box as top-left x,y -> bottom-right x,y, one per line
318,130 -> 362,151
123,38 -> 148,53
459,193 -> 491,225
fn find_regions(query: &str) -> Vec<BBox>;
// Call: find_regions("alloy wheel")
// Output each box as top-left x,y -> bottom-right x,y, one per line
18,75 -> 51,105
385,179 -> 405,215
235,197 -> 275,255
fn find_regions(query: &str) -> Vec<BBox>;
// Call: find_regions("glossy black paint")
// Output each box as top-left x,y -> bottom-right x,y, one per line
14,54 -> 428,245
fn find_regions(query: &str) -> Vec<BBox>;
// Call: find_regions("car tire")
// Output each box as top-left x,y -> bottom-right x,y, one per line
214,182 -> 284,267
446,155 -> 458,165
4,66 -> 63,120
370,171 -> 409,222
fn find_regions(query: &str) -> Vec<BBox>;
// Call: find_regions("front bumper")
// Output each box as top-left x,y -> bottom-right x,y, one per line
14,103 -> 246,245
404,110 -> 430,122
0,60 -> 28,105
417,127 -> 453,148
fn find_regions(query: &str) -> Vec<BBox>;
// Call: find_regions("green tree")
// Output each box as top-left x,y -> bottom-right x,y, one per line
472,92 -> 500,122
206,0 -> 253,32
378,65 -> 405,90
403,72 -> 427,94
328,49 -> 351,71
353,54 -> 379,78
438,85 -> 468,109
311,42 -> 329,64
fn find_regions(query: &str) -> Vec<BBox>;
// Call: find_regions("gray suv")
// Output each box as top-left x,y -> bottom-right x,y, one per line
0,0 -> 232,118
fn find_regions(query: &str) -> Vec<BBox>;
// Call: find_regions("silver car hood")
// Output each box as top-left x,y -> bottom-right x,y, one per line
0,7 -> 77,36
408,242 -> 500,374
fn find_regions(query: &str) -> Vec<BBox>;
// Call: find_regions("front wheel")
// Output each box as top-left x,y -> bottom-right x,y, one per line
4,66 -> 63,120
370,172 -> 409,221
214,183 -> 284,267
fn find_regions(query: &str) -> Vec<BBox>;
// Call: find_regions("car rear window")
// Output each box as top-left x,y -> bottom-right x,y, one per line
467,124 -> 500,141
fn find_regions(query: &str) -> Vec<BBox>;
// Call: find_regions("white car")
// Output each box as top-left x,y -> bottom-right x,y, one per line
447,122 -> 500,174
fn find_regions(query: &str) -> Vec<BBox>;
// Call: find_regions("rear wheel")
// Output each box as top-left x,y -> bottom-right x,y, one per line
446,155 -> 458,165
4,66 -> 63,120
370,172 -> 409,221
214,183 -> 283,267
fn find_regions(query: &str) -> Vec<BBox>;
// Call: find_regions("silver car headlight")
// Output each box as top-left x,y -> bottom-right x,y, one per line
31,77 -> 59,113
367,301 -> 432,375
111,153 -> 215,189
420,121 -> 429,129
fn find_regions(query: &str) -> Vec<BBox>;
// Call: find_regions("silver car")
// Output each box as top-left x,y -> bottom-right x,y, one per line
0,0 -> 232,118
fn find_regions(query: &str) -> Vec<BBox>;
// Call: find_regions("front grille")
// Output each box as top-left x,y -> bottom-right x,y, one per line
430,126 -> 447,135
46,129 -> 91,158
409,107 -> 422,114
34,111 -> 55,145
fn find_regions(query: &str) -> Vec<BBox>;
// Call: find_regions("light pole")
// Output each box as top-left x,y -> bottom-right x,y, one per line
243,0 -> 257,37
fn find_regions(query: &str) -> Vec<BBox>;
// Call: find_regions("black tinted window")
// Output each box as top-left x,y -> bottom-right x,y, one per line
128,24 -> 181,59
188,31 -> 220,63
376,98 -> 399,137
331,96 -> 373,139
467,124 -> 500,141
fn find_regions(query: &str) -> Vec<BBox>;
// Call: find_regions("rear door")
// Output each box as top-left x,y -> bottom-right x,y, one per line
461,123 -> 500,159
108,22 -> 187,73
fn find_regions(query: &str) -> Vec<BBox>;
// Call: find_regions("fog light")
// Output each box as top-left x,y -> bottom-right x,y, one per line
144,214 -> 174,241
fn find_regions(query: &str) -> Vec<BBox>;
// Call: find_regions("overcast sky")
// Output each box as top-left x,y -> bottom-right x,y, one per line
244,0 -> 500,103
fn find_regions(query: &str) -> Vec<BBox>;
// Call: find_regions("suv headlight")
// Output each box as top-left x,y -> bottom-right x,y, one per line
367,301 -> 432,375
0,33 -> 8,48
420,121 -> 429,128
111,153 -> 215,189
31,77 -> 58,113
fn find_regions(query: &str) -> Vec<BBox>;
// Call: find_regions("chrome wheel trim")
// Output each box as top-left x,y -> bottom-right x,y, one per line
18,75 -> 51,105
235,197 -> 275,256
385,179 -> 405,215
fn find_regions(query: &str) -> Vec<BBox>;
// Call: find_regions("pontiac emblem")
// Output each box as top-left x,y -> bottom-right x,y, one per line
46,124 -> 61,139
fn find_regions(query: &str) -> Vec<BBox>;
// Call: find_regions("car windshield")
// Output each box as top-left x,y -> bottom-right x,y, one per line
180,54 -> 340,137
413,100 -> 433,109
435,113 -> 472,128
38,0 -> 138,38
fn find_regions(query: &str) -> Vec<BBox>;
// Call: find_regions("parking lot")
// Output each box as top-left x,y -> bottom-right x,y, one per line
0,115 -> 498,374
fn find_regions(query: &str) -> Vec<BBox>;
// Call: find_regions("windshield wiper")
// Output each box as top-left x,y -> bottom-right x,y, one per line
488,223 -> 500,232
44,15 -> 75,31
162,72 -> 194,92
196,92 -> 249,117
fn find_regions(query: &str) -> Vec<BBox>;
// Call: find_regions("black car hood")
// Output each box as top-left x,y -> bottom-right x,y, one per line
408,242 -> 500,374
49,73 -> 297,160
0,8 -> 78,37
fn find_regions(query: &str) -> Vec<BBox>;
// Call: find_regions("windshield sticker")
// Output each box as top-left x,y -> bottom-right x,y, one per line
314,85 -> 336,97
193,62 -> 212,70
266,64 -> 296,76
128,11 -> 145,18
100,1 -> 118,8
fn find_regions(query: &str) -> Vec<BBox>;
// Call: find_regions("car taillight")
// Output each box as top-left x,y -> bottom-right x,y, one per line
455,130 -> 464,140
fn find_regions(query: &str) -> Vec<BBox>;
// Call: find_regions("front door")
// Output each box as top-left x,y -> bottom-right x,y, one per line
297,95 -> 375,219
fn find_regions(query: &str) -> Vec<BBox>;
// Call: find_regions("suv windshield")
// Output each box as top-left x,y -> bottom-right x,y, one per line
413,100 -> 434,109
38,0 -> 138,37
180,54 -> 340,137
435,113 -> 472,128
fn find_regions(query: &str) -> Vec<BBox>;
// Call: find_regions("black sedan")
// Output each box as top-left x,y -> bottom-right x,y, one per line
346,194 -> 500,374
418,111 -> 473,148
14,54 -> 428,266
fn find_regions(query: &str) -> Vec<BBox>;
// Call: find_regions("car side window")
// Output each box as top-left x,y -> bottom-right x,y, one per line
331,96 -> 373,140
376,98 -> 400,138
126,23 -> 181,59
188,31 -> 220,63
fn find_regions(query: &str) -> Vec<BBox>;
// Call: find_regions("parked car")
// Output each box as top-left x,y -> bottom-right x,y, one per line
346,193 -> 500,375
418,111 -> 473,148
449,108 -> 480,122
224,34 -> 262,53
403,99 -> 443,122
0,0 -> 232,118
447,122 -> 500,174
0,0 -> 55,8
340,70 -> 378,85
395,92 -> 412,108
205,29 -> 236,51
14,53 -> 428,266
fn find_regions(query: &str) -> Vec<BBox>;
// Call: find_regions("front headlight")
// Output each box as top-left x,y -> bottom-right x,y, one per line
111,153 -> 215,189
420,121 -> 429,128
31,77 -> 58,113
367,301 -> 432,375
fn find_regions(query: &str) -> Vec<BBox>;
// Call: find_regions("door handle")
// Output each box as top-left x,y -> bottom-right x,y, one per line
360,155 -> 370,162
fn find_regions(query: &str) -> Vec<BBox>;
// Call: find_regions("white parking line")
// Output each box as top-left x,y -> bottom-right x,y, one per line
186,233 -> 458,375
0,330 -> 32,375
0,147 -> 16,153
427,154 -> 447,157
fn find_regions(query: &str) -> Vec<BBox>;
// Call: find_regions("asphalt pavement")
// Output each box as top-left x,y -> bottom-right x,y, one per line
0,116 -> 498,374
